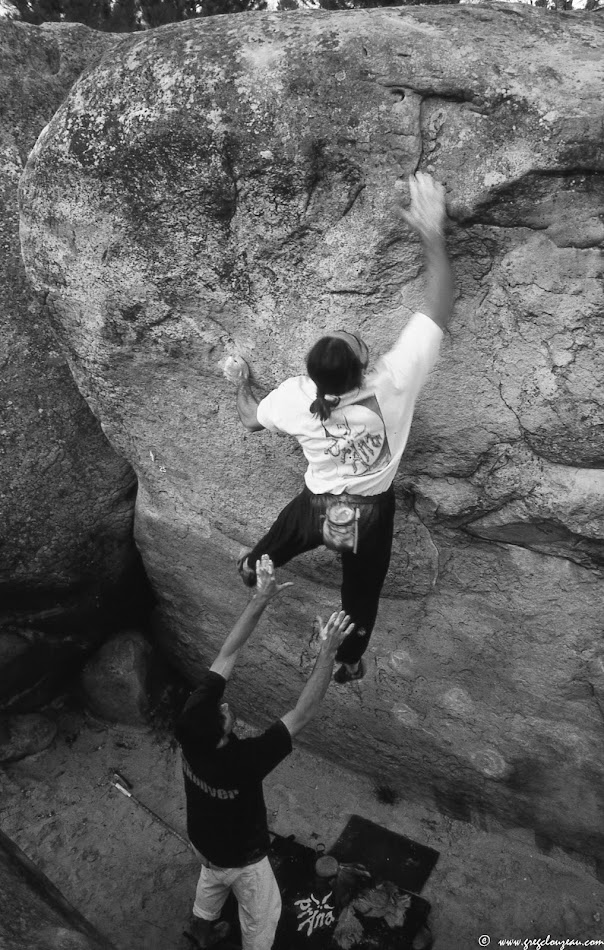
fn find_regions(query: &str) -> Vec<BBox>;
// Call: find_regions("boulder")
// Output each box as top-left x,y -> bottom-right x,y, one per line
80,630 -> 151,727
0,712 -> 57,763
0,21 -> 139,706
19,7 -> 604,864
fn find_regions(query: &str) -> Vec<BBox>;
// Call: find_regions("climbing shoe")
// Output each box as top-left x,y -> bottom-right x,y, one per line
184,918 -> 230,948
334,659 -> 366,684
237,551 -> 256,587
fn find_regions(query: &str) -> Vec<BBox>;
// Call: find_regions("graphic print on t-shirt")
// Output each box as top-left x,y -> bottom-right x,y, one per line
321,394 -> 391,478
182,755 -> 239,800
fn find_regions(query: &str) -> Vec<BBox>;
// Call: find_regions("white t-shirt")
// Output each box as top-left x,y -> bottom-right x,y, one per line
256,312 -> 443,496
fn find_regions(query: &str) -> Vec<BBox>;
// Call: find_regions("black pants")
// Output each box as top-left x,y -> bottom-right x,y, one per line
246,486 -> 395,664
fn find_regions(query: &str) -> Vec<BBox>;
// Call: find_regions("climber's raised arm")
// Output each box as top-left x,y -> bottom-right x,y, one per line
401,172 -> 454,331
237,375 -> 264,432
224,355 -> 265,432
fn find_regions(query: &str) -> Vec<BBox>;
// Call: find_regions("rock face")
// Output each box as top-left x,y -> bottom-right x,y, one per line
19,7 -> 604,864
0,22 -> 139,708
0,828 -> 116,950
0,712 -> 57,763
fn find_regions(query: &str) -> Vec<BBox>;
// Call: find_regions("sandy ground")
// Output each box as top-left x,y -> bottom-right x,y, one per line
0,696 -> 602,950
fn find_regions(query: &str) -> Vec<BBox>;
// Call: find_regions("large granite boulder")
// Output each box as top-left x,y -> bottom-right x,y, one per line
0,21 -> 138,708
19,6 -> 604,866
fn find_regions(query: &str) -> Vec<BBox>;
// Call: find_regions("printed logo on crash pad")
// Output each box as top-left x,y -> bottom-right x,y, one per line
294,892 -> 336,937
322,395 -> 391,477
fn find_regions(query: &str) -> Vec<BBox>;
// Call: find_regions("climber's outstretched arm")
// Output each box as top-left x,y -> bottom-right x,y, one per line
401,172 -> 454,331
237,377 -> 264,432
224,355 -> 265,432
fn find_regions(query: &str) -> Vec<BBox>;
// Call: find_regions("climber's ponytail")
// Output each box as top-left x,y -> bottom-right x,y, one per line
310,393 -> 341,422
306,336 -> 364,421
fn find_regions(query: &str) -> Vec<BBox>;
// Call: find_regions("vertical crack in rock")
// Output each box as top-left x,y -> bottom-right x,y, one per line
45,32 -> 61,76
587,681 -> 604,726
405,487 -> 441,591
340,182 -> 366,219
497,381 -> 526,436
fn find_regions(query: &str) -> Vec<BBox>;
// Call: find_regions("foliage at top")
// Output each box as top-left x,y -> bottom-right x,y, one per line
6,0 -> 603,32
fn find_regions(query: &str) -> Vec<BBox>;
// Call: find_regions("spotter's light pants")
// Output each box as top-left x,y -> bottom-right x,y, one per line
193,854 -> 281,950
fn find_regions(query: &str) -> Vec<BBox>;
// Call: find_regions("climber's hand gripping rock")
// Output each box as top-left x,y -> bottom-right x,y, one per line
401,171 -> 447,243
223,354 -> 250,384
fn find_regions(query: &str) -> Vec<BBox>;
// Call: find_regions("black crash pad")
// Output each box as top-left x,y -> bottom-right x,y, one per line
329,814 -> 439,894
191,822 -> 438,950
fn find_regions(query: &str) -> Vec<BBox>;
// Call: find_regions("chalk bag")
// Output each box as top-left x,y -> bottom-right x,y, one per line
322,503 -> 360,554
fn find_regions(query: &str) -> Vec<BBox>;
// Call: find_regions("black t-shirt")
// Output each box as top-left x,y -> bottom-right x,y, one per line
181,672 -> 293,868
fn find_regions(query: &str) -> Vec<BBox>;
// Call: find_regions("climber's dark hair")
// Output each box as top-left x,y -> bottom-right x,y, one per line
306,336 -> 365,422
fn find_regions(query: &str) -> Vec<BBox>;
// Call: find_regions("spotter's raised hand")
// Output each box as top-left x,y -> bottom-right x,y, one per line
316,610 -> 355,654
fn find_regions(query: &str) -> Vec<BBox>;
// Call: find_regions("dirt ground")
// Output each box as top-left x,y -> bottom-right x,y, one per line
0,696 -> 602,950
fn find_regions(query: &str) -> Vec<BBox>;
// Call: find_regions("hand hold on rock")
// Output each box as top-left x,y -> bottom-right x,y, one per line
223,355 -> 249,384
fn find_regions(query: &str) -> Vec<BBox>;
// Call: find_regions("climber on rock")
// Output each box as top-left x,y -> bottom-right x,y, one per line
224,172 -> 454,685
176,554 -> 353,950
